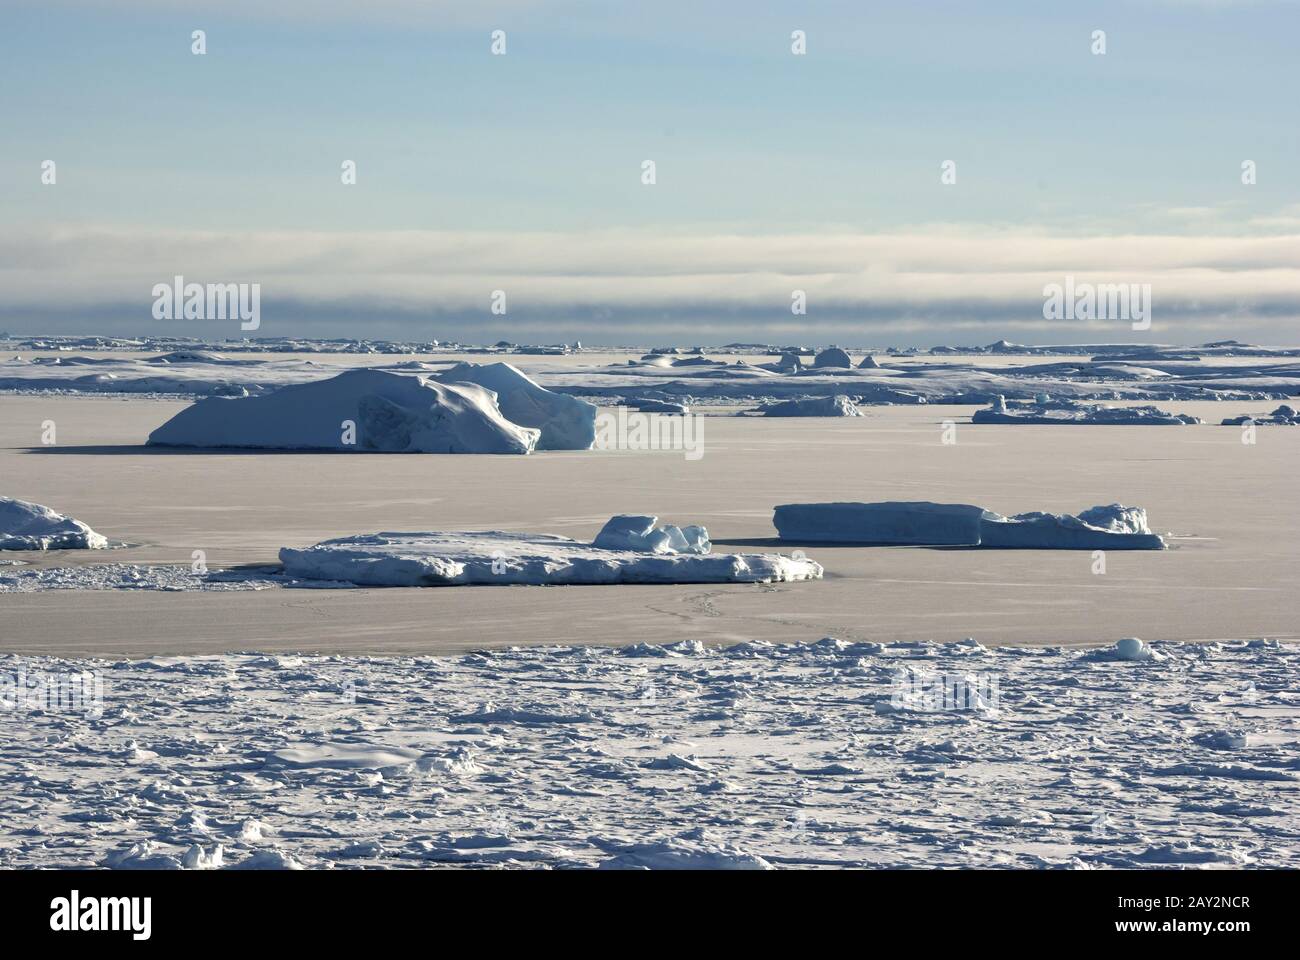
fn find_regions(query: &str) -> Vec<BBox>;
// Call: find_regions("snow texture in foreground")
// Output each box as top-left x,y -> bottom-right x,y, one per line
436,361 -> 597,450
2,636 -> 1294,869
279,530 -> 821,586
148,369 -> 539,454
0,497 -> 107,550
774,501 -> 1164,550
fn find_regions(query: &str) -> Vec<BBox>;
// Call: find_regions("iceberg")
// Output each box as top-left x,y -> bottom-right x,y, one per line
148,369 -> 539,454
773,501 -> 987,545
436,361 -> 597,450
774,501 -> 1164,550
973,396 -> 1200,425
279,528 -> 821,586
760,395 -> 862,417
1221,405 -> 1299,426
0,497 -> 108,550
812,347 -> 852,369
592,515 -> 710,554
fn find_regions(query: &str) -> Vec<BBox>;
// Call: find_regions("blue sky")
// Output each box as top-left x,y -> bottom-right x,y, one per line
3,0 -> 1299,344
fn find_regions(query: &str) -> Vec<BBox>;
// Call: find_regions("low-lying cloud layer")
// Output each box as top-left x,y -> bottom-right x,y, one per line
4,225 -> 1299,345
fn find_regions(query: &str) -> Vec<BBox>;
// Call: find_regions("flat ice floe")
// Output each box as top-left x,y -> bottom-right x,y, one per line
148,369 -> 539,453
773,501 -> 1165,549
279,528 -> 822,586
759,395 -> 863,417
0,497 -> 108,550
972,396 -> 1200,425
2,636 -> 1295,869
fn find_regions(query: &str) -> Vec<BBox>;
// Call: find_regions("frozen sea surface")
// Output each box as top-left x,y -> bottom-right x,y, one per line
1,637 -> 1295,869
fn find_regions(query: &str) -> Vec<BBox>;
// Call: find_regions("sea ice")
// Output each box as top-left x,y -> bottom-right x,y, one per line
0,497 -> 108,550
148,369 -> 539,453
811,347 -> 853,369
979,505 -> 1165,550
279,528 -> 821,586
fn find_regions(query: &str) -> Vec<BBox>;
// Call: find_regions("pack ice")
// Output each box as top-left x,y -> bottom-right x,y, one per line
148,369 -> 540,453
279,522 -> 820,586
773,501 -> 1164,549
0,497 -> 108,550
973,395 -> 1200,425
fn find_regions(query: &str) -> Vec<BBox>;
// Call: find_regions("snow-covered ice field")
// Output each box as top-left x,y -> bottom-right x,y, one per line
3,637 -> 1296,869
1,347 -> 1296,870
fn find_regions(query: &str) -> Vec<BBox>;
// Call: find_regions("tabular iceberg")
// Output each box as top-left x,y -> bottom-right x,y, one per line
437,361 -> 597,450
774,501 -> 1164,550
760,395 -> 862,417
279,528 -> 821,586
148,369 -> 539,454
0,497 -> 108,550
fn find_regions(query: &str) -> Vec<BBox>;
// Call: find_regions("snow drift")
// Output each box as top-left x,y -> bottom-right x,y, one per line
0,497 -> 108,550
279,527 -> 821,586
436,361 -> 597,450
148,369 -> 539,454
774,501 -> 1164,550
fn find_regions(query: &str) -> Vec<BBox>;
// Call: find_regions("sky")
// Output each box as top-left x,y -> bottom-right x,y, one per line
2,0 -> 1299,346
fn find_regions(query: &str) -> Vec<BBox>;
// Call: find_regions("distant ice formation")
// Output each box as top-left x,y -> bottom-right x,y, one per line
280,526 -> 821,586
1221,405 -> 1299,426
0,497 -> 108,550
774,501 -> 1164,549
973,396 -> 1200,424
812,347 -> 853,369
760,395 -> 862,417
148,369 -> 540,453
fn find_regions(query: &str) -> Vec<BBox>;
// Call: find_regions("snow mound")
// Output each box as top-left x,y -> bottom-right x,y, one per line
1083,637 -> 1165,662
761,395 -> 862,417
857,355 -> 881,369
973,396 -> 1199,425
437,361 -> 597,450
0,497 -> 108,550
148,369 -> 539,453
774,501 -> 1164,550
279,529 -> 821,586
592,515 -> 710,554
812,347 -> 852,369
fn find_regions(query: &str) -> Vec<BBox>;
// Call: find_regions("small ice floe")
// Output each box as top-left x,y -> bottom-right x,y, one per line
760,395 -> 862,417
1083,637 -> 1164,662
973,395 -> 1200,425
0,497 -> 108,550
1221,405 -> 1299,426
279,526 -> 821,587
592,515 -> 710,554
773,500 -> 1164,549
148,369 -> 541,453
